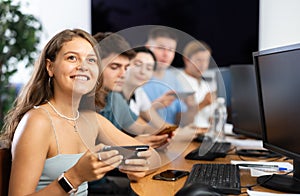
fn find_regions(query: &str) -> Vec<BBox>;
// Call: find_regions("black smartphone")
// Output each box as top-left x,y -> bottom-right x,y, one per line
170,91 -> 195,99
152,170 -> 190,181
102,145 -> 149,160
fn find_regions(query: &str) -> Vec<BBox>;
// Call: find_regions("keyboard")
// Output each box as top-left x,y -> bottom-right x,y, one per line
185,142 -> 231,160
184,163 -> 241,195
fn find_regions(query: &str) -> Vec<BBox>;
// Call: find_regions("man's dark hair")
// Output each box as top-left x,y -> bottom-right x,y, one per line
133,46 -> 157,70
93,32 -> 136,59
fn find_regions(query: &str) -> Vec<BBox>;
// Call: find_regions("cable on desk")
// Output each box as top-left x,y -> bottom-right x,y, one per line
228,147 -> 283,161
228,146 -> 236,153
265,156 -> 286,162
237,153 -> 284,162
216,145 -> 236,157
240,170 -> 294,190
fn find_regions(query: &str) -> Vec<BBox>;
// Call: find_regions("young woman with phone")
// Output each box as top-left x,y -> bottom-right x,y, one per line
0,29 -> 160,195
122,47 -> 176,132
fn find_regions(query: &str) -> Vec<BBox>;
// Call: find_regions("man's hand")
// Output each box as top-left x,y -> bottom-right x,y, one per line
152,90 -> 176,109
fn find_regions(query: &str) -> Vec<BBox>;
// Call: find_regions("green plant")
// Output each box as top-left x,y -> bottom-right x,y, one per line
0,0 -> 42,129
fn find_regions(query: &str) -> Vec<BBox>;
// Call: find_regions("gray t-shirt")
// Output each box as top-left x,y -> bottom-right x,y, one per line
100,92 -> 138,134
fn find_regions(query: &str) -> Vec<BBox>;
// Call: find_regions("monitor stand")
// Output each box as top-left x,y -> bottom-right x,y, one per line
257,160 -> 300,193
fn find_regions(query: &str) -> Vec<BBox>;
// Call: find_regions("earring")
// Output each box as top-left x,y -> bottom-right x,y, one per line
48,77 -> 52,88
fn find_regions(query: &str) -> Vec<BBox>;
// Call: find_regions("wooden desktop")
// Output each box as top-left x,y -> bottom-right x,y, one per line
130,128 -> 290,196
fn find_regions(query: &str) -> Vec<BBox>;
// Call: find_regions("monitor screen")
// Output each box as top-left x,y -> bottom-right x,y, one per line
230,64 -> 263,139
254,43 -> 300,193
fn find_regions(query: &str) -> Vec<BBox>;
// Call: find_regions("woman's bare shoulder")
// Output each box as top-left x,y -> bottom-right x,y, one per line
12,106 -> 53,156
15,106 -> 53,137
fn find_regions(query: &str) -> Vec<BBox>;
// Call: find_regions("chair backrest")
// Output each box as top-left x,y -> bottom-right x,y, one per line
0,148 -> 11,196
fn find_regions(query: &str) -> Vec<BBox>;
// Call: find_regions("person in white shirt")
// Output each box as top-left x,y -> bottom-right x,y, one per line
180,40 -> 216,128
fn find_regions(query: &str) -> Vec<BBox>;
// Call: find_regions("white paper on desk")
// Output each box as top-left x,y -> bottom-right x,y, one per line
250,168 -> 274,177
231,161 -> 293,177
247,190 -> 300,196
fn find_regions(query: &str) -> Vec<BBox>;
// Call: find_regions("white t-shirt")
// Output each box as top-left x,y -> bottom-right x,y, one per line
129,87 -> 152,116
179,70 -> 215,128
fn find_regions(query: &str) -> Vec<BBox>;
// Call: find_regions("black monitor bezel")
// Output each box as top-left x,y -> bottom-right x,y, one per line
253,42 -> 300,161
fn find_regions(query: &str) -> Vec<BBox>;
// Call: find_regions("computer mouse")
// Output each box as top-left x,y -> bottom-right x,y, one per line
175,183 -> 223,196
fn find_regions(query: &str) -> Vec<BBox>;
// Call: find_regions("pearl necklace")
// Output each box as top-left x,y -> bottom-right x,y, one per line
47,101 -> 80,121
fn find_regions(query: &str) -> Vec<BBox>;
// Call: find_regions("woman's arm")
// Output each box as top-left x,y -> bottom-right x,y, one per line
198,91 -> 216,110
134,134 -> 169,149
9,110 -> 66,196
130,88 -> 174,130
126,117 -> 158,135
140,107 -> 173,130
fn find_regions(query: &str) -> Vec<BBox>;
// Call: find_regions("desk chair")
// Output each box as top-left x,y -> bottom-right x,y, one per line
0,148 -> 11,196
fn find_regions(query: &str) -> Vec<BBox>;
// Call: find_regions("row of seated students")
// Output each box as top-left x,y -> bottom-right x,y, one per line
93,27 -> 217,150
89,28 -> 217,194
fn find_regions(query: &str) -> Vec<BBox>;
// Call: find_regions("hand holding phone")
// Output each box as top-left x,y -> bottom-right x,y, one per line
156,125 -> 178,138
102,145 -> 149,160
152,169 -> 189,181
170,91 -> 195,99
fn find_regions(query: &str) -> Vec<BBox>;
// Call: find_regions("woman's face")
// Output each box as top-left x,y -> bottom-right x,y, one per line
185,50 -> 210,78
47,37 -> 99,96
125,52 -> 155,88
102,54 -> 130,92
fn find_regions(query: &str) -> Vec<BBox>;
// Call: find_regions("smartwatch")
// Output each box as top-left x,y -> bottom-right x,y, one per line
58,172 -> 77,194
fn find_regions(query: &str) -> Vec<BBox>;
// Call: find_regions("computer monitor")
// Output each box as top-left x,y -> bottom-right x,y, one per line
230,64 -> 263,139
254,43 -> 300,193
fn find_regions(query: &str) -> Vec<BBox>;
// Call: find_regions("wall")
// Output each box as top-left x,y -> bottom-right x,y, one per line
10,0 -> 300,82
259,0 -> 300,50
10,0 -> 91,83
91,0 -> 259,67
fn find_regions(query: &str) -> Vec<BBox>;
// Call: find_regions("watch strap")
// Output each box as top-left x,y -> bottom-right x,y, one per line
58,172 -> 77,194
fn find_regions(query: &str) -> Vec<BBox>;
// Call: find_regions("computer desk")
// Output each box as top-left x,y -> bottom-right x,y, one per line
130,129 -> 290,196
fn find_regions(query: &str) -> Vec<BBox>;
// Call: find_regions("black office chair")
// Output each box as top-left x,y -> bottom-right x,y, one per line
0,148 -> 11,196
88,169 -> 138,196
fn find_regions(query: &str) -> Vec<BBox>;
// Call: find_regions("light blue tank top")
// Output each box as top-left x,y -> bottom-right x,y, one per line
34,106 -> 88,195
36,154 -> 87,195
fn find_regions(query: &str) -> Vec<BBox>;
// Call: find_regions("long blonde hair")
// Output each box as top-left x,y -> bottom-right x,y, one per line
0,29 -> 104,147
